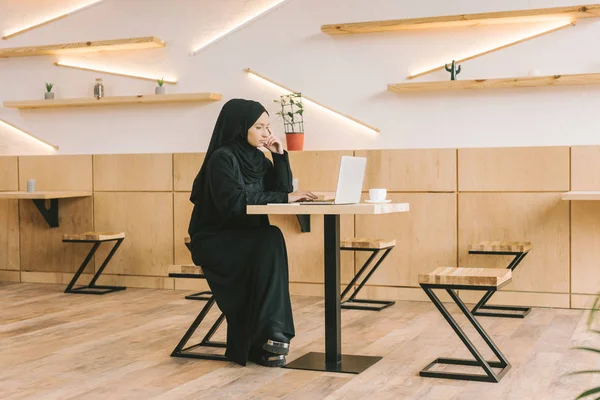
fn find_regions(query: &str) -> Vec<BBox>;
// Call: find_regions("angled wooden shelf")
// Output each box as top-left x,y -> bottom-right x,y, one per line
322,4 -> 600,34
388,73 -> 600,93
3,93 -> 222,109
0,36 -> 165,58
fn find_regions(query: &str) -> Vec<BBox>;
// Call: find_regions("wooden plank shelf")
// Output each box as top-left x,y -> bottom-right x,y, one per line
562,191 -> 600,200
0,36 -> 165,58
388,73 -> 600,93
322,4 -> 600,34
0,191 -> 92,200
3,93 -> 222,109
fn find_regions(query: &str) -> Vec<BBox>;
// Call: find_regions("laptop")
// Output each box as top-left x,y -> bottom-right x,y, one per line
298,156 -> 366,205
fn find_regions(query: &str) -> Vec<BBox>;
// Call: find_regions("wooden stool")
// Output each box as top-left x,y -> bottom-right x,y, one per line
182,237 -> 212,301
340,238 -> 396,311
168,264 -> 227,361
63,232 -> 126,295
468,241 -> 532,318
419,267 -> 512,383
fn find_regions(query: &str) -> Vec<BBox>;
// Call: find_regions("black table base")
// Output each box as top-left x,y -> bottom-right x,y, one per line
283,214 -> 383,374
285,352 -> 382,374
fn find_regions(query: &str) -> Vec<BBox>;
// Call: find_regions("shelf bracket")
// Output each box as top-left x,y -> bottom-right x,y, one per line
32,199 -> 59,228
297,215 -> 311,233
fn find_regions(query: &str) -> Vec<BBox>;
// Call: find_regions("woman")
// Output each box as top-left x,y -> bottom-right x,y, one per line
188,99 -> 316,367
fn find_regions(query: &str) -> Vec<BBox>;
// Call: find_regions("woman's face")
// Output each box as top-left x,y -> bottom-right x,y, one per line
247,112 -> 270,148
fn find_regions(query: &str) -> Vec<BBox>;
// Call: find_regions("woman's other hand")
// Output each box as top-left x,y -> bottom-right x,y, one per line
265,132 -> 284,155
288,191 -> 318,203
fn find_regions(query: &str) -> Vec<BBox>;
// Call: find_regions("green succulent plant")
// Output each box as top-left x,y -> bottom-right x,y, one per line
157,77 -> 165,87
45,82 -> 53,92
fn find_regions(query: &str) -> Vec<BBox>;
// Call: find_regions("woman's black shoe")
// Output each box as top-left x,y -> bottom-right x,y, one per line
263,331 -> 290,356
249,347 -> 286,367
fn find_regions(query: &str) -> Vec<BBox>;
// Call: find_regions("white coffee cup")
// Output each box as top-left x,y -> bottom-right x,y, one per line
292,178 -> 299,192
26,179 -> 36,193
368,188 -> 387,202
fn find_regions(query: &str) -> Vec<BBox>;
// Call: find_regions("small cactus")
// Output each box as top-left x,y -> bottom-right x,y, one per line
445,60 -> 462,81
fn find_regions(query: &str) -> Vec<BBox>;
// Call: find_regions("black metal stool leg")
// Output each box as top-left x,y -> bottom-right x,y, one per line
183,241 -> 213,301
185,291 -> 213,301
66,239 -> 126,295
65,242 -> 101,293
420,285 -> 510,383
470,251 -> 531,318
341,248 -> 395,311
171,297 -> 228,361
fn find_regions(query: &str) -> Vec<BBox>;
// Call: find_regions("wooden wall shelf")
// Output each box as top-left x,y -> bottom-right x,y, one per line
3,93 -> 222,109
322,4 -> 600,34
0,36 -> 165,58
388,73 -> 600,93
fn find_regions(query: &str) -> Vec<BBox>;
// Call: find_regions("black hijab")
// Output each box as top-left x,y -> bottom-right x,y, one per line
190,99 -> 269,204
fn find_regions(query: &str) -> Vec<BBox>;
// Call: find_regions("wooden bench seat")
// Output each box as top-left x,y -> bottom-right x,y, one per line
341,237 -> 396,249
168,264 -> 204,277
467,241 -> 532,319
63,231 -> 125,242
418,266 -> 512,382
62,231 -> 126,295
419,267 -> 511,288
468,241 -> 532,253
339,237 -> 396,311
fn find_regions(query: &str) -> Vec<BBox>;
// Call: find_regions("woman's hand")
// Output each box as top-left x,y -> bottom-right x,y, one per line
265,131 -> 284,155
288,191 -> 318,203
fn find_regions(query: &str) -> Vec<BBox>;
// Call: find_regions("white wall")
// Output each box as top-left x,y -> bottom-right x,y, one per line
1,0 -> 599,155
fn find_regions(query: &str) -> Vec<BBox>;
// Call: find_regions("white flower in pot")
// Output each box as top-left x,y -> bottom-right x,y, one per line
274,93 -> 304,151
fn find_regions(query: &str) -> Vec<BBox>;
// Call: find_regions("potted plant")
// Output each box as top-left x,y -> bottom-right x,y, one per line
155,77 -> 165,95
274,93 -> 304,151
570,293 -> 600,399
44,82 -> 54,100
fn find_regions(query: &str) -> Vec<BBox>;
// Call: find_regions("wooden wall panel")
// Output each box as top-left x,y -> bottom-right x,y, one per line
19,197 -> 93,272
271,215 -> 354,284
94,154 -> 172,191
174,153 -> 205,192
93,192 -> 173,276
174,192 -> 193,265
355,193 -> 457,287
458,147 -> 569,192
571,294 -> 599,310
288,151 -> 353,191
0,156 -> 18,190
460,290 -> 570,309
458,193 -> 569,293
18,155 -> 92,191
355,149 -> 456,192
571,146 -> 600,190
0,200 -> 19,270
571,201 -> 600,294
0,270 -> 20,282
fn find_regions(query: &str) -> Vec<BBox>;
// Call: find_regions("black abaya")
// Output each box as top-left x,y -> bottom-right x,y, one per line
188,99 -> 295,366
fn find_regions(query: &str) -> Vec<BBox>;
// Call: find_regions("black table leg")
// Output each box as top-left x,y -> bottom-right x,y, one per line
284,214 -> 382,374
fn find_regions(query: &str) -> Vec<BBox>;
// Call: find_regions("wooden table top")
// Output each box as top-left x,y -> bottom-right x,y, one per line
247,202 -> 410,215
0,191 -> 92,200
562,191 -> 600,201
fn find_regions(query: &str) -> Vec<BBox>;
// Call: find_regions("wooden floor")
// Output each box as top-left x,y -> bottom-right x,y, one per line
1,282 -> 598,400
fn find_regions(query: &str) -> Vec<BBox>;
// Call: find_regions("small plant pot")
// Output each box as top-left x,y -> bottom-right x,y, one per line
155,86 -> 165,95
44,92 -> 54,100
285,133 -> 304,151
